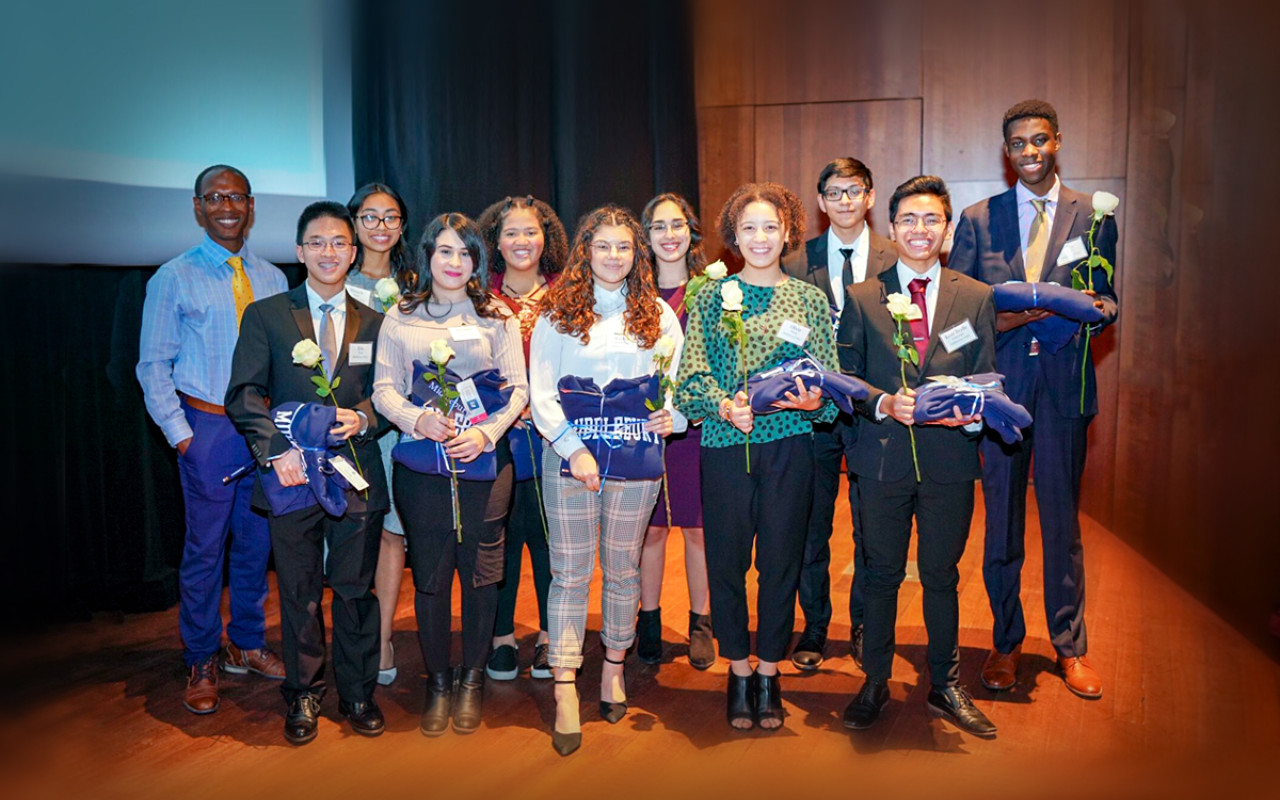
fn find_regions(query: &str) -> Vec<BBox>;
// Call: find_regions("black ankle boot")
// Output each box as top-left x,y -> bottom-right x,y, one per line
452,667 -> 485,734
636,607 -> 663,664
687,611 -> 715,670
419,670 -> 452,737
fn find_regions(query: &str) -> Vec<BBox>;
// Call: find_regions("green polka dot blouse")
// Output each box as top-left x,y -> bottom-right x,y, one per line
675,276 -> 838,448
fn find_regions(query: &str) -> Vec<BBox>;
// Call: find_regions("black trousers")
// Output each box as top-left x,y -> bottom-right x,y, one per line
702,435 -> 813,662
493,477 -> 552,636
395,446 -> 513,674
797,416 -> 866,633
859,473 -> 974,688
270,494 -> 381,705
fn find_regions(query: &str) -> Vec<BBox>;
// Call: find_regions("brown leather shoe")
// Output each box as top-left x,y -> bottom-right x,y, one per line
1058,655 -> 1103,699
980,646 -> 1020,691
184,658 -> 220,715
223,643 -> 286,680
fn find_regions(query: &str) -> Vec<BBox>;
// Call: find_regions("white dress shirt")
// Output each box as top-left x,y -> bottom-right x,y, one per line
826,224 -> 870,313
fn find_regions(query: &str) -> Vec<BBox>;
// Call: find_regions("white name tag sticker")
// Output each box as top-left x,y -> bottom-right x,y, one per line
455,378 -> 489,423
609,332 -> 639,354
330,454 -> 370,492
450,325 -> 482,341
939,319 -> 979,353
776,320 -> 811,347
346,285 -> 373,308
348,342 -> 373,366
1057,236 -> 1088,266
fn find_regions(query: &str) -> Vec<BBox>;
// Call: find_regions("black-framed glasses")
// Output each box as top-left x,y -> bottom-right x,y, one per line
199,192 -> 250,206
358,212 -> 403,230
822,186 -> 867,203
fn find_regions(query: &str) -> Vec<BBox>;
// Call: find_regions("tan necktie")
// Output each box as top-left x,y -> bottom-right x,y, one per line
319,303 -> 338,381
1024,198 -> 1049,283
228,256 -> 254,327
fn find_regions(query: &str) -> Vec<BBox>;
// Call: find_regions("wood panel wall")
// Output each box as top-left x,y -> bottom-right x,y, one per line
694,0 -> 1280,650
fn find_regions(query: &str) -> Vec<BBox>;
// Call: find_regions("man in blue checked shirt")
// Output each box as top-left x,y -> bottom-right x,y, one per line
137,165 -> 289,715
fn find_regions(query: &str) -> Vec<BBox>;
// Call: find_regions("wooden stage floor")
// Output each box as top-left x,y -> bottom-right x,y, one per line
3,481 -> 1278,799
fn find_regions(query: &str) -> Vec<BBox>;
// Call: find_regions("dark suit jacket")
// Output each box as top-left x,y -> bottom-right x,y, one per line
782,228 -> 898,309
836,265 -> 996,483
948,184 -> 1118,418
226,284 -> 389,513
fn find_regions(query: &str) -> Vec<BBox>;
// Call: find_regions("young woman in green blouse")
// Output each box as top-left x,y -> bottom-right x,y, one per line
675,182 -> 837,732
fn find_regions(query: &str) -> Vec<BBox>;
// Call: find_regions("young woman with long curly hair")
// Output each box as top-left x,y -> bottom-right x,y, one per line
475,196 -> 569,683
675,182 -> 837,732
528,205 -> 686,756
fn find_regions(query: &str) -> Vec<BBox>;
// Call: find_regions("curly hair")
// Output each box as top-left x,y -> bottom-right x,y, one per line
641,192 -> 707,280
476,195 -> 570,286
347,182 -> 414,292
541,205 -> 662,348
401,213 -> 501,319
716,182 -> 807,259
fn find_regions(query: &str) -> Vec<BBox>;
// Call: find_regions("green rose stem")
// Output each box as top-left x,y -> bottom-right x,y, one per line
1070,213 -> 1114,415
740,334 -> 750,473
432,360 -> 464,543
523,425 -> 550,542
889,315 -> 922,483
645,347 -> 677,526
309,361 -> 368,501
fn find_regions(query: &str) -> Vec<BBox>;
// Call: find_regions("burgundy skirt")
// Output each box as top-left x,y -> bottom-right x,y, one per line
648,423 -> 703,528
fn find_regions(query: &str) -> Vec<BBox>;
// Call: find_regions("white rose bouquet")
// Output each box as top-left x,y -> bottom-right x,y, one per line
1069,190 -> 1120,413
427,339 -> 464,540
720,279 -> 751,472
292,337 -> 366,494
885,293 -> 922,482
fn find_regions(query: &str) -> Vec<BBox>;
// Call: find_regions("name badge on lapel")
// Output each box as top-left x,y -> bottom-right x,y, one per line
939,319 -> 978,353
1057,236 -> 1088,267
349,342 -> 373,366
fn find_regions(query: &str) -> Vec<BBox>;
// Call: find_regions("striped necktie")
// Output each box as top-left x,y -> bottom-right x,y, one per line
319,303 -> 338,381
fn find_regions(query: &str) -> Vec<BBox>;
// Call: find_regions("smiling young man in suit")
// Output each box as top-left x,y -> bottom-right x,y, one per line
948,100 -> 1118,700
836,176 -> 997,737
226,201 -> 388,745
781,158 -> 897,671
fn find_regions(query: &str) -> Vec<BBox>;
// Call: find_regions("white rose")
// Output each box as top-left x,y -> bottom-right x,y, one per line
885,292 -> 914,319
430,338 -> 456,365
720,280 -> 744,312
292,338 -> 323,368
374,277 -> 400,304
704,260 -> 728,280
1092,191 -> 1120,220
653,335 -> 676,360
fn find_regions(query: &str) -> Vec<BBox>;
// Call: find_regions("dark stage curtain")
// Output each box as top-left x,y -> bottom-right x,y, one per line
352,0 -> 700,232
1,263 -> 305,634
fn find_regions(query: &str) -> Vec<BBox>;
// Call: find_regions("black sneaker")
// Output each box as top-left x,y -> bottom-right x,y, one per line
485,644 -> 519,681
530,643 -> 552,679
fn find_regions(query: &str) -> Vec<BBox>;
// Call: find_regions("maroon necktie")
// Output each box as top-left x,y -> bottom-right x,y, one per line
908,277 -> 930,359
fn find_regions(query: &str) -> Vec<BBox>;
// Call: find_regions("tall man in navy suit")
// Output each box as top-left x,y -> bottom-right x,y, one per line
948,100 -> 1119,699
226,201 -> 389,744
782,158 -> 897,670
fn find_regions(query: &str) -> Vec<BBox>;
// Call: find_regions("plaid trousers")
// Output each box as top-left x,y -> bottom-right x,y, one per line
541,448 -> 661,668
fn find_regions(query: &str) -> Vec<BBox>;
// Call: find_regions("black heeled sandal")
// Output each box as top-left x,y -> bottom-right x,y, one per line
726,669 -> 756,730
552,678 -> 582,757
755,671 -> 784,731
599,653 -> 628,724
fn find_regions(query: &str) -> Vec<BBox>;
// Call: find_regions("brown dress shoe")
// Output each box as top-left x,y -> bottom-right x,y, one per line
223,643 -> 286,680
184,658 -> 220,715
1058,655 -> 1103,699
980,646 -> 1020,691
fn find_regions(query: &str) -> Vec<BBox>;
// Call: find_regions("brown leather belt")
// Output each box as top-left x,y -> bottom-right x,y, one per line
179,393 -> 226,416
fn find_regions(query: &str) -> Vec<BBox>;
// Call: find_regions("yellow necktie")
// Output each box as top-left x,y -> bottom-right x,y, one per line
1024,198 -> 1049,283
228,256 -> 254,328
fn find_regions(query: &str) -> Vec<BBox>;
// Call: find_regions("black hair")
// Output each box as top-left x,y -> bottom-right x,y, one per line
888,175 -> 952,223
1002,99 -> 1060,140
401,213 -> 500,319
817,157 -> 874,193
347,182 -> 413,289
476,195 -> 570,284
295,201 -> 355,245
640,192 -> 708,278
194,164 -> 251,197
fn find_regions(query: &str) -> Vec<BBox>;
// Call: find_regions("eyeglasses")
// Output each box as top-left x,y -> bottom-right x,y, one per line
591,241 -> 634,256
302,239 -> 353,253
358,212 -> 403,230
892,214 -> 947,230
822,186 -> 867,203
649,220 -> 688,235
199,192 -> 250,206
